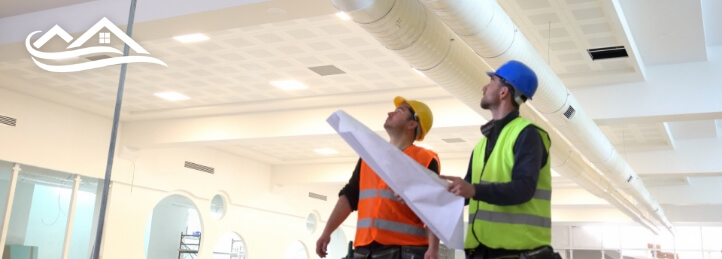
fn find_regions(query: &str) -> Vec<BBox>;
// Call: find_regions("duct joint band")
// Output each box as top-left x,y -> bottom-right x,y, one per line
414,37 -> 454,72
480,27 -> 517,59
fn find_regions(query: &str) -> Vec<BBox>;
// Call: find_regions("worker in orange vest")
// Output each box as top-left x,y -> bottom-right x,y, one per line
316,96 -> 440,259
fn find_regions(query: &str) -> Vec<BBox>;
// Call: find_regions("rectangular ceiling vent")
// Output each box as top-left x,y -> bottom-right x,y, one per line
0,115 -> 17,127
308,192 -> 327,201
86,54 -> 112,61
441,138 -> 466,143
587,46 -> 628,60
308,65 -> 346,76
184,161 -> 214,174
563,105 -> 576,120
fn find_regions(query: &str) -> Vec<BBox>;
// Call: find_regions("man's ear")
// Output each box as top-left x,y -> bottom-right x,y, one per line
407,119 -> 419,131
500,86 -> 513,100
499,86 -> 509,98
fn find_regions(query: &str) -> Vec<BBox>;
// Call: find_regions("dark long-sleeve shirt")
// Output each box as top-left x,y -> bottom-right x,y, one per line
464,109 -> 549,206
339,157 -> 440,211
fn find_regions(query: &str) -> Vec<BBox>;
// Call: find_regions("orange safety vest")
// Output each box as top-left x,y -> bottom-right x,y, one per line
354,145 -> 440,247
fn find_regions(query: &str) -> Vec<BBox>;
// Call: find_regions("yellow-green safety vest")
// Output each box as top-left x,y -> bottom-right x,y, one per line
465,117 -> 552,250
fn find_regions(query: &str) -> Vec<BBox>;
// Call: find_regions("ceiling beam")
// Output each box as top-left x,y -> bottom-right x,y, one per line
573,46 -> 722,124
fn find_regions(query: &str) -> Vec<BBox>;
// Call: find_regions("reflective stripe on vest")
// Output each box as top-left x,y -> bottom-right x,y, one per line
468,210 -> 552,229
465,117 -> 552,250
359,188 -> 397,200
357,218 -> 427,238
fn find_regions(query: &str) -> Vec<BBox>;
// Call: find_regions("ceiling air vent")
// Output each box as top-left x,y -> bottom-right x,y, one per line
0,115 -> 17,127
184,161 -> 214,174
86,54 -> 112,61
308,192 -> 327,201
587,46 -> 628,60
308,65 -> 345,76
441,138 -> 466,143
563,105 -> 576,120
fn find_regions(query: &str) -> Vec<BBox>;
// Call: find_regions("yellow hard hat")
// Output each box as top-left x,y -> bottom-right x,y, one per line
394,96 -> 433,141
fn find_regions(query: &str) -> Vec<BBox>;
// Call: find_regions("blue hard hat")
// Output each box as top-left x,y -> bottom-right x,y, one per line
486,60 -> 538,100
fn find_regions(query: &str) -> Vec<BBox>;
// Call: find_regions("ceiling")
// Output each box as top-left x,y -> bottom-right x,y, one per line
1,0 -> 721,227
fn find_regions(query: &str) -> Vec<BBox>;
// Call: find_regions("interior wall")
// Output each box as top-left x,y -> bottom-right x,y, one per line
101,145 -> 357,259
104,182 -> 355,259
0,91 -> 358,259
0,88 -> 110,178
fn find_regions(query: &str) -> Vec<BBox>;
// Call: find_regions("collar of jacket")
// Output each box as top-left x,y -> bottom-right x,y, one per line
480,109 -> 520,137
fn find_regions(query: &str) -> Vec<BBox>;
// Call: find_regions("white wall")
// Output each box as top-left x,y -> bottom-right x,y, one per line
0,91 -> 358,259
102,146 -> 356,259
0,88 -> 110,178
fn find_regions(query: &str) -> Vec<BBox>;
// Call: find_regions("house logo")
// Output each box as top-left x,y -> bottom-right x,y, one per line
25,17 -> 167,72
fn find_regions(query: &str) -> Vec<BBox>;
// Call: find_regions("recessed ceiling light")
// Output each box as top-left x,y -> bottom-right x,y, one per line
173,33 -> 209,43
154,91 -> 190,101
314,148 -> 338,155
271,80 -> 308,91
335,12 -> 351,21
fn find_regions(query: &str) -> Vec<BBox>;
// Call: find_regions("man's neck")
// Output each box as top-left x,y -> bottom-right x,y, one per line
490,102 -> 516,120
389,137 -> 415,150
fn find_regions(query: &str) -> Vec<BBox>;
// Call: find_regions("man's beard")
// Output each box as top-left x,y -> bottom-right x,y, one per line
480,97 -> 491,109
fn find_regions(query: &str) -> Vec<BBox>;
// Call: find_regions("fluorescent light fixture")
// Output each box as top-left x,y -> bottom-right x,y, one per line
271,80 -> 308,91
314,148 -> 338,155
335,12 -> 351,21
154,91 -> 190,101
413,68 -> 427,78
173,33 -> 209,43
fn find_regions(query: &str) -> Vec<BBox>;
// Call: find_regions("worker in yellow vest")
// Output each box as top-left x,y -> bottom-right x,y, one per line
441,60 -> 559,259
316,96 -> 440,259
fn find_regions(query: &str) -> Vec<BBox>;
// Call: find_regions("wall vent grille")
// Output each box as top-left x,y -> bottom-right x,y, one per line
563,106 -> 576,120
0,115 -> 17,127
184,161 -> 214,174
308,192 -> 327,201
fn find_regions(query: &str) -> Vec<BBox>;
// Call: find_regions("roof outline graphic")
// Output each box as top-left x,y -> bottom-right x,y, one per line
32,25 -> 73,49
66,17 -> 148,54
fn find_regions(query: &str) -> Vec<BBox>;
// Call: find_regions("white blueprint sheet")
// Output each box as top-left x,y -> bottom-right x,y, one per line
327,110 -> 465,249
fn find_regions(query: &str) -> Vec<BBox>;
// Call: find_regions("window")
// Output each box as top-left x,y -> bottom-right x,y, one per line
99,32 -> 110,44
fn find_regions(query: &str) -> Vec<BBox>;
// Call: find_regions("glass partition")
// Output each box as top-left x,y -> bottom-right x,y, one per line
0,160 -> 13,235
5,164 -> 74,259
67,176 -> 101,259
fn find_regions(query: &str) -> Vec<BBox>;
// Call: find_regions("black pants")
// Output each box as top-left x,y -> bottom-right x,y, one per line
353,245 -> 427,259
465,245 -> 560,259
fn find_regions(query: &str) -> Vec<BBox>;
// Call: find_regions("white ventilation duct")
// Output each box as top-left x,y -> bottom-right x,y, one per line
332,0 -> 673,234
418,0 -> 673,233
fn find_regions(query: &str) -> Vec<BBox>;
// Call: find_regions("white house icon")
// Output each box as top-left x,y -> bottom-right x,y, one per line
26,17 -> 166,72
66,17 -> 148,54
